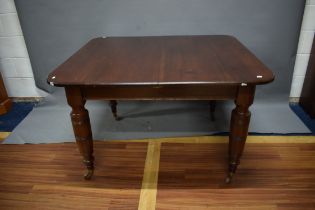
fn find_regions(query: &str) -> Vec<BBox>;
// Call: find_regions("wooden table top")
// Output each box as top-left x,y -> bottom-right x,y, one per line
47,35 -> 274,87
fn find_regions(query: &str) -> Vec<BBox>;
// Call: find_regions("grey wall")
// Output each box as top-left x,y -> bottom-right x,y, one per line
15,0 -> 305,99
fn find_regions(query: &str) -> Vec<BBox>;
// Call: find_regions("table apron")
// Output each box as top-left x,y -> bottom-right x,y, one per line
80,85 -> 238,100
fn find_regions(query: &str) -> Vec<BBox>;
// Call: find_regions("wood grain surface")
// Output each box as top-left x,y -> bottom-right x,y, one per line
47,36 -> 274,87
1,136 -> 315,209
47,35 -> 275,182
0,142 -> 147,209
0,72 -> 12,115
157,142 -> 315,210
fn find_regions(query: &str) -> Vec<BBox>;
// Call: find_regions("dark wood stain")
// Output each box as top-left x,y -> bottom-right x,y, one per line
300,34 -> 315,118
47,35 -> 274,181
48,36 -> 274,86
0,72 -> 12,115
81,84 -> 238,100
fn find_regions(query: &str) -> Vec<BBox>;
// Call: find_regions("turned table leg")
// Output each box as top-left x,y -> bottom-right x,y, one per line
65,87 -> 94,180
109,100 -> 120,120
226,85 -> 255,183
209,100 -> 216,121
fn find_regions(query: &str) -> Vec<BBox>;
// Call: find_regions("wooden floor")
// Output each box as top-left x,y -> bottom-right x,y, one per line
0,135 -> 315,209
0,141 -> 147,209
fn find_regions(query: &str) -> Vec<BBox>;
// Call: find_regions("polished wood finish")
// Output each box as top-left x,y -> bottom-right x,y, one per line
47,35 -> 274,181
65,87 -> 94,179
209,100 -> 216,121
82,84 -> 238,100
1,139 -> 315,209
157,141 -> 315,210
109,100 -> 119,120
300,34 -> 315,118
48,36 -> 274,86
0,72 -> 12,115
227,85 -> 255,182
0,142 -> 147,209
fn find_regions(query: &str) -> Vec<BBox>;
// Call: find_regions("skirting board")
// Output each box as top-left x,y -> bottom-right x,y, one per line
11,97 -> 44,102
0,99 -> 12,115
289,97 -> 300,103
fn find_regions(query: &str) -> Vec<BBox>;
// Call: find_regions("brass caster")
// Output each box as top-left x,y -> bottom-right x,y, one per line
225,172 -> 234,184
84,169 -> 94,180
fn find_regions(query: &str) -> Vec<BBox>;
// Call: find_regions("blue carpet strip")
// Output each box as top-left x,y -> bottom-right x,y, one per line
290,104 -> 315,135
0,102 -> 35,132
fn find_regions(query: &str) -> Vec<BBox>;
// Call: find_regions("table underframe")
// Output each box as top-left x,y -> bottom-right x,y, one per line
64,84 -> 255,183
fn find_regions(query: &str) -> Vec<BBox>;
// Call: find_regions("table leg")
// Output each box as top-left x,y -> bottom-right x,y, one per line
109,100 -> 120,120
226,85 -> 255,183
65,87 -> 94,180
209,100 -> 216,121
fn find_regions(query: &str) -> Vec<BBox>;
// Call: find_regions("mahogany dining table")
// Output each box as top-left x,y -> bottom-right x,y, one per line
47,35 -> 274,182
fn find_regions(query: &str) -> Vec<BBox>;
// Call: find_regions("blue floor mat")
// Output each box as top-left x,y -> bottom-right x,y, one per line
0,102 -> 35,132
290,104 -> 315,135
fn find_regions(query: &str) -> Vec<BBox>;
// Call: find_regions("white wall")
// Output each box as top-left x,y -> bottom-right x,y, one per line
0,0 -> 46,97
290,0 -> 315,98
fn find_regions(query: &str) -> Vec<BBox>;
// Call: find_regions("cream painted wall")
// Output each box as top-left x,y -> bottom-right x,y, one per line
0,0 -> 46,97
290,0 -> 315,98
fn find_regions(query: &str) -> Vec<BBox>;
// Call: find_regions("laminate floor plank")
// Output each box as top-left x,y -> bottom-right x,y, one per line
157,142 -> 315,209
0,141 -> 147,210
1,138 -> 315,209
